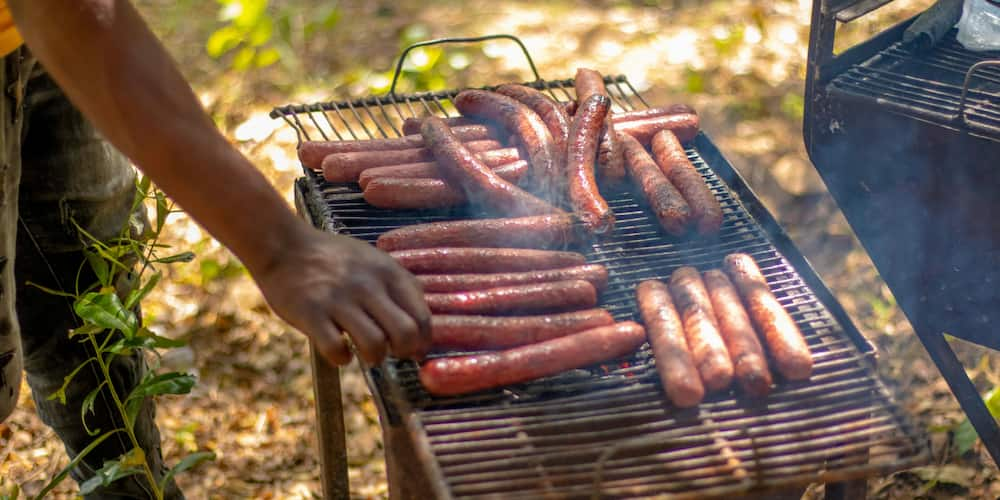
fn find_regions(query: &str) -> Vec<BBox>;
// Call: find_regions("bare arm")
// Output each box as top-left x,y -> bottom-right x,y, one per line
9,0 -> 430,363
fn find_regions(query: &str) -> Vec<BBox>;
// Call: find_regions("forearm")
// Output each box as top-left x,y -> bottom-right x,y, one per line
9,0 -> 303,275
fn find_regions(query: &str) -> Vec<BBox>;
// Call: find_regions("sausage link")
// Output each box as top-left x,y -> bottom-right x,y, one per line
298,124 -> 496,170
669,267 -> 734,392
402,116 -> 481,136
322,139 -> 502,182
566,94 -> 615,234
703,270 -> 773,397
375,214 -> 579,251
390,247 -> 586,274
495,84 -> 571,162
722,254 -> 813,381
574,67 -> 607,102
417,264 -> 608,292
362,162 -> 527,210
424,280 -> 597,315
651,130 -> 723,236
620,132 -> 692,236
421,116 -> 561,216
637,280 -> 705,408
358,153 -> 524,189
574,68 -> 626,183
419,321 -> 647,396
617,114 -> 701,144
611,105 -> 697,123
430,309 -> 615,351
454,90 -> 560,192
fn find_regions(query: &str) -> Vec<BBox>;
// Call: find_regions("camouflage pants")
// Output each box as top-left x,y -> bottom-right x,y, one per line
0,50 -> 181,499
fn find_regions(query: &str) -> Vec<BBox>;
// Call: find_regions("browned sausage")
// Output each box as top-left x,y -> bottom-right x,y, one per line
702,270 -> 773,397
637,280 -> 705,408
375,214 -> 579,251
617,114 -> 701,145
620,132 -> 692,236
669,266 -> 734,392
417,264 -> 608,293
453,90 -> 560,191
357,150 -> 524,189
563,100 -> 577,116
611,104 -> 697,123
362,162 -> 528,210
419,321 -> 647,396
495,84 -> 570,161
402,116 -> 481,136
566,94 -> 615,234
722,254 -> 813,381
574,68 -> 626,183
298,124 -> 497,170
424,280 -> 597,315
430,309 -> 616,351
574,67 -> 607,102
389,247 -> 586,274
650,130 -> 723,236
322,139 -> 502,183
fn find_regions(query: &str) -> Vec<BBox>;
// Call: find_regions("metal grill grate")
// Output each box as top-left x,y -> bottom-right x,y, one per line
274,75 -> 929,498
829,29 -> 1000,138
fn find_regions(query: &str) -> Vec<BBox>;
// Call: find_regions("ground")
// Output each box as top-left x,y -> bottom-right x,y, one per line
2,0 -> 999,498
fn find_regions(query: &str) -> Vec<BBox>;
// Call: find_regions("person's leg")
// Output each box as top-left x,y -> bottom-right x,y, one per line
16,66 -> 182,499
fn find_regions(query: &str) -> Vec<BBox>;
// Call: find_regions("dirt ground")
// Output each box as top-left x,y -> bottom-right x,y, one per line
3,1 -> 1000,498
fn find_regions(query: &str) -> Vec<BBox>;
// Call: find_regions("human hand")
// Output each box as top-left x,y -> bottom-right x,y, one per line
252,225 -> 431,365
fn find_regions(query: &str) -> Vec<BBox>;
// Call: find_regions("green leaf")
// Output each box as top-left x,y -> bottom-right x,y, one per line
126,272 -> 161,310
81,381 -> 108,437
954,418 -> 978,455
153,251 -> 196,264
159,451 -> 216,491
232,46 -> 256,70
138,328 -> 187,349
75,291 -> 138,338
234,0 -> 267,30
69,323 -> 104,338
247,16 -> 273,47
254,47 -> 280,68
84,249 -> 110,287
119,447 -> 146,468
206,26 -> 243,58
984,386 -> 1000,418
32,429 -> 123,499
128,372 -> 196,401
125,396 -> 144,428
78,460 -> 144,495
46,357 -> 96,405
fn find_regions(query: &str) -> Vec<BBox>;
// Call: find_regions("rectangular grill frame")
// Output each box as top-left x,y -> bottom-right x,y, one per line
277,73 -> 929,499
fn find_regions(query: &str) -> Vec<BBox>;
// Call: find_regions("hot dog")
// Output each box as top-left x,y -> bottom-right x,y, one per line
495,84 -> 570,162
617,113 -> 701,145
321,139 -> 502,183
421,116 -> 561,216
566,94 -> 615,234
417,264 -> 608,293
620,132 -> 692,236
402,116 -> 481,136
722,253 -> 813,381
419,321 -> 647,396
424,280 -> 597,315
389,247 -> 586,274
375,214 -> 578,251
611,104 -> 697,123
357,150 -> 524,189
669,266 -> 734,392
361,161 -> 527,210
650,130 -> 723,236
298,124 -> 497,170
637,280 -> 705,408
429,309 -> 615,351
453,90 -> 561,191
574,68 -> 626,183
703,269 -> 773,397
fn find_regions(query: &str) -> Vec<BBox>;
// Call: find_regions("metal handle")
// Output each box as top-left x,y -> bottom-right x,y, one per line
957,59 -> 1000,128
388,34 -> 542,96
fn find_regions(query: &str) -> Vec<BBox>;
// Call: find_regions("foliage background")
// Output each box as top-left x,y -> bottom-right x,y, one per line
3,0 -> 999,498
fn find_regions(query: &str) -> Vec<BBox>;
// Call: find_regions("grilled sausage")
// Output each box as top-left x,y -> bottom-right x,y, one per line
650,130 -> 723,236
402,116 -> 481,136
375,214 -> 579,251
358,154 -> 525,189
389,247 -> 586,274
424,280 -> 597,315
421,116 -> 561,216
566,94 -> 615,234
430,309 -> 616,351
417,264 -> 608,292
669,267 -> 734,392
362,162 -> 528,210
637,280 -> 705,407
574,67 -> 607,102
298,124 -> 497,170
722,253 -> 813,381
610,104 -> 697,123
321,139 -> 502,183
453,90 -> 560,191
702,270 -> 773,397
574,68 -> 626,183
495,84 -> 571,162
617,114 -> 701,145
419,321 -> 647,396
620,132 -> 692,236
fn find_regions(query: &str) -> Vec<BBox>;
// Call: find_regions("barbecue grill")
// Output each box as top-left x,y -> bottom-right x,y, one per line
804,0 -> 1000,466
271,34 -> 929,498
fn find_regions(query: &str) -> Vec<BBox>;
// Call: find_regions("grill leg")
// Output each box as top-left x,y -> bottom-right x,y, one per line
310,342 -> 350,499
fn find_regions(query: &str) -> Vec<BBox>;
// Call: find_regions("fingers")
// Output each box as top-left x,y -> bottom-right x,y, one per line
385,272 -> 433,348
329,303 -> 387,365
363,293 -> 425,360
306,316 -> 353,366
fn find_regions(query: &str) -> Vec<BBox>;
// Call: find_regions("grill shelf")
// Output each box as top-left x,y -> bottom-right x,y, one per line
275,66 -> 929,498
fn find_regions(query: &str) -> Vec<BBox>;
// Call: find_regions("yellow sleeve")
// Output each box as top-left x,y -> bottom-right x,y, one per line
0,3 -> 24,57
